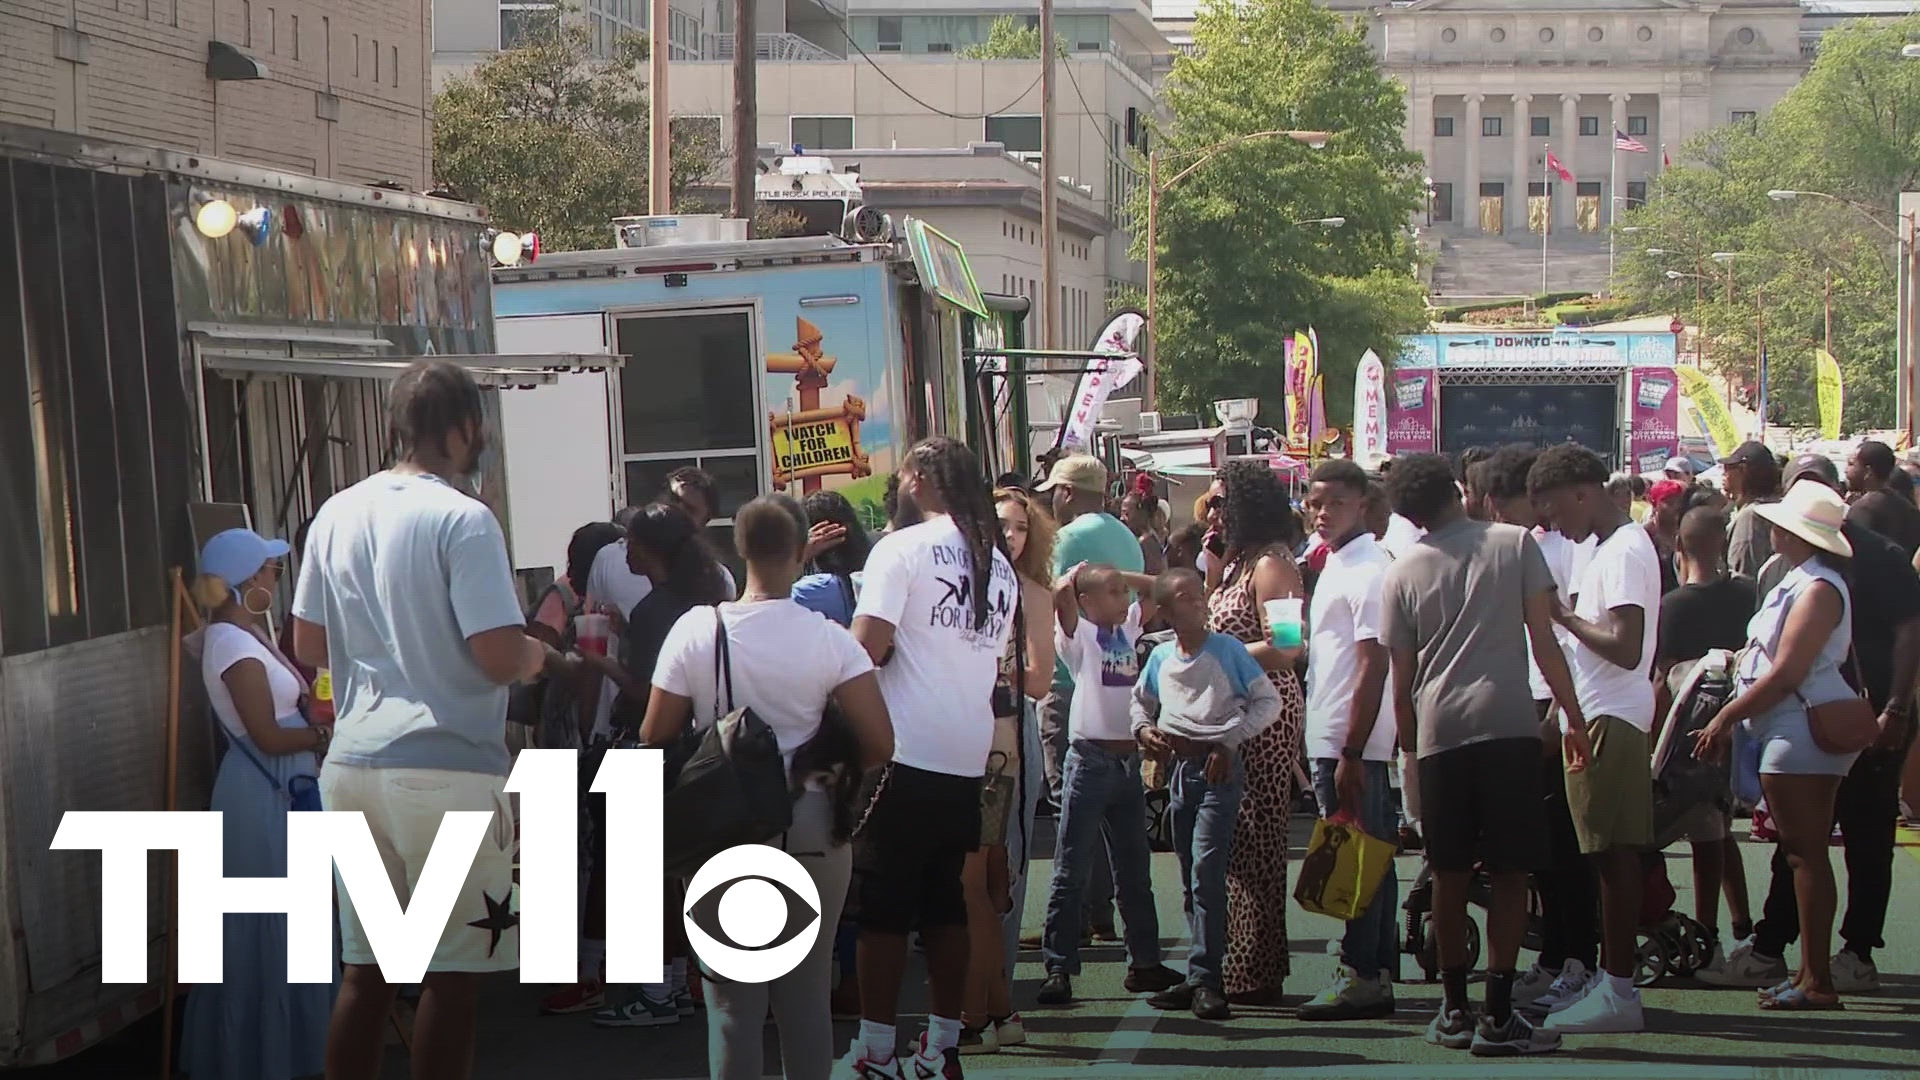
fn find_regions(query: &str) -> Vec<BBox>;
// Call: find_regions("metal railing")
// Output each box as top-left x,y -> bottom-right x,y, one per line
702,32 -> 841,61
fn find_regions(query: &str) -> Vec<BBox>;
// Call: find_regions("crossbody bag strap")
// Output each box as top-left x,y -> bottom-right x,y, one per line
712,607 -> 735,718
228,729 -> 285,792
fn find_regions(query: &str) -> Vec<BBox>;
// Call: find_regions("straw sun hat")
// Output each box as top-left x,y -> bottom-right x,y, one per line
1753,478 -> 1852,559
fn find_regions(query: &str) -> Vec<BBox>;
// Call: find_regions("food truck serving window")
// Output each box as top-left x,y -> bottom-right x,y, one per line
612,307 -> 764,561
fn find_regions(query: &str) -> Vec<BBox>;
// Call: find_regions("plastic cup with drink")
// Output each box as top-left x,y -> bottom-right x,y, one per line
1264,598 -> 1304,649
574,613 -> 611,656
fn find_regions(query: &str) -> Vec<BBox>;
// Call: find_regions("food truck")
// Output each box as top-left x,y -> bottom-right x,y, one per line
491,218 -> 1019,577
0,122 -> 595,1067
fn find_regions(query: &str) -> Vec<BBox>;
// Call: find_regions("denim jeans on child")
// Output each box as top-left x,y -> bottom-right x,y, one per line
1042,740 -> 1162,975
1168,751 -> 1242,990
1309,758 -> 1400,980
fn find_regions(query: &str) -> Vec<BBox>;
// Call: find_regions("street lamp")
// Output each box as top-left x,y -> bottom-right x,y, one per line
1144,129 -> 1336,409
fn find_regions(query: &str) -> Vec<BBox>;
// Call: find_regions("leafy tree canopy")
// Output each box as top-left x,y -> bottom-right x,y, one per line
433,8 -> 724,252
1613,15 -> 1920,432
1144,0 -> 1427,426
958,15 -> 1066,59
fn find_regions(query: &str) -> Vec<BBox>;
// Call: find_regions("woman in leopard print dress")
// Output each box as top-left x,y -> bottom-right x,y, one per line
1201,462 -> 1307,1006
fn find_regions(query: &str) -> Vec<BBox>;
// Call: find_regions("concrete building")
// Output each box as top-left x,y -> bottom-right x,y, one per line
3,0 -> 434,188
826,145 -> 1115,346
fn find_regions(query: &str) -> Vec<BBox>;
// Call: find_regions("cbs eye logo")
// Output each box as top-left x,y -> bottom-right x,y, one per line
682,845 -> 823,983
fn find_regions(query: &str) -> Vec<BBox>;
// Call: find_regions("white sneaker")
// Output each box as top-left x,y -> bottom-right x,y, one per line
1542,978 -> 1645,1034
834,1048 -> 904,1079
1696,938 -> 1788,988
1831,950 -> 1881,994
1523,959 -> 1596,1016
1297,964 -> 1395,1020
1511,963 -> 1556,1010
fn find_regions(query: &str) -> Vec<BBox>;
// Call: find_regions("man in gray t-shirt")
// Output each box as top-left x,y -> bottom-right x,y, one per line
1376,453 -> 1589,1055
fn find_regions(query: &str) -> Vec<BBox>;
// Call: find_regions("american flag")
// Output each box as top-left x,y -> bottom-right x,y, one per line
1615,129 -> 1649,153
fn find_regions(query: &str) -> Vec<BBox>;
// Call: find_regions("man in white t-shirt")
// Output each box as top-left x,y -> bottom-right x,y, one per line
1297,460 -> 1401,1021
842,439 -> 1018,1079
1528,444 -> 1663,1036
1480,446 -> 1604,1017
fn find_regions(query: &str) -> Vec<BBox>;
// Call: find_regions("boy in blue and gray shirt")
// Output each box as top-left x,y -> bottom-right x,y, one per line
1131,568 -> 1283,1021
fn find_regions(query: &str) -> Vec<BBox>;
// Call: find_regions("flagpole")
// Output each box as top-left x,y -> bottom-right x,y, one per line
1541,143 -> 1550,295
1607,137 -> 1618,296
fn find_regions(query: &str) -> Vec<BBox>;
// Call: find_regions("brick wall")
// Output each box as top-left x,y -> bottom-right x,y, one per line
1,0 -> 431,188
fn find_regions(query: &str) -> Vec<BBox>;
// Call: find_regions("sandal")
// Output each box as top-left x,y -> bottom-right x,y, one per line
1758,979 -> 1795,1001
1758,985 -> 1842,1011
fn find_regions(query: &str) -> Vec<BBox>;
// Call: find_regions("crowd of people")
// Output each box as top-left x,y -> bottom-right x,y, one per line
174,357 -> 1919,1080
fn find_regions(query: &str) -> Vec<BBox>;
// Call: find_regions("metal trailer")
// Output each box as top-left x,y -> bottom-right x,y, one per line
491,226 -> 1008,579
0,123 -> 594,1068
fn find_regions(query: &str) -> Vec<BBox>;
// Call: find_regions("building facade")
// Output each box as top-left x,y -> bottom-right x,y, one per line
3,0 -> 433,188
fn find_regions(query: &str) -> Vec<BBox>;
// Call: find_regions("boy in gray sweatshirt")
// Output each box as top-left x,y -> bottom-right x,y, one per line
1130,568 -> 1283,1020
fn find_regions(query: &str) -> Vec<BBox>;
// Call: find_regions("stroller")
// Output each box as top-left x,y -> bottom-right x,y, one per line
1632,651 -> 1739,985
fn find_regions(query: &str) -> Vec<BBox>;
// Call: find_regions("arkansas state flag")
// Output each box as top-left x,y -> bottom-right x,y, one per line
1546,151 -> 1574,183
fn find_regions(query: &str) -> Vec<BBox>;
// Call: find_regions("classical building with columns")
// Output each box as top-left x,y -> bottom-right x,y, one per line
1368,0 -> 1812,238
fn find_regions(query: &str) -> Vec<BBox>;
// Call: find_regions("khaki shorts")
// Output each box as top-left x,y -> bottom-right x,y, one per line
320,762 -> 519,973
1565,715 -> 1653,854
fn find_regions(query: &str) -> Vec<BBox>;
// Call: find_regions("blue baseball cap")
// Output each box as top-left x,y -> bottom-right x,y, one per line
198,528 -> 290,594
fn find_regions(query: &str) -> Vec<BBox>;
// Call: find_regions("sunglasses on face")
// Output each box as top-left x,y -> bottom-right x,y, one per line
1205,496 -> 1226,512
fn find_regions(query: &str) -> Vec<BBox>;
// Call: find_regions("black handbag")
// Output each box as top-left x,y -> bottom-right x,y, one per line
662,609 -> 794,878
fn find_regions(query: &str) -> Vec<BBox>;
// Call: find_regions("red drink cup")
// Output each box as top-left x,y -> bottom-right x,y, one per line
574,613 -> 610,656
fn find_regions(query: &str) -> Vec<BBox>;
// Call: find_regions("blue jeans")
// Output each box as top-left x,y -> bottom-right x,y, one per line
1042,741 -> 1162,975
1001,697 -> 1046,980
1310,758 -> 1400,981
1169,752 -> 1242,990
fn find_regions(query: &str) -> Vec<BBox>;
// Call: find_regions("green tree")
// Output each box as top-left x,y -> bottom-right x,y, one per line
1614,15 -> 1920,432
958,15 -> 1065,60
1143,0 -> 1427,425
433,8 -> 725,252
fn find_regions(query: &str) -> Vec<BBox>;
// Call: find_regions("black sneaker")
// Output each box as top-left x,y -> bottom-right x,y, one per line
1191,985 -> 1232,1021
1147,982 -> 1195,1011
1035,972 -> 1073,1006
1471,1011 -> 1562,1057
1124,964 -> 1186,994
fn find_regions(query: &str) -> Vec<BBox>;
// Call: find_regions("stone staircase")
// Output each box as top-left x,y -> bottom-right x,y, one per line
1430,232 -> 1613,301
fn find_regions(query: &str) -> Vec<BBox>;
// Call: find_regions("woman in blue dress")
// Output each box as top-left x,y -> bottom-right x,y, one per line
180,528 -> 337,1079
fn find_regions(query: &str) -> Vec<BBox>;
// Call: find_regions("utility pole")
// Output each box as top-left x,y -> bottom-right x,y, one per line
1144,149 -> 1158,410
730,0 -> 756,231
1039,0 -> 1059,350
648,0 -> 671,214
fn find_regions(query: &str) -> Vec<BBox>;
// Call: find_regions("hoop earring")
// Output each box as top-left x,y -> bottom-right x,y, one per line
242,586 -> 275,615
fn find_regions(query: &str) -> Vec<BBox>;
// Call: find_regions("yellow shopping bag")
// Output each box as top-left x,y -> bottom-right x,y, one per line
1293,815 -> 1396,921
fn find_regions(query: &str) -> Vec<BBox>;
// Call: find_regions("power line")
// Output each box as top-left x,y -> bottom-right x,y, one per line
832,26 -> 1043,121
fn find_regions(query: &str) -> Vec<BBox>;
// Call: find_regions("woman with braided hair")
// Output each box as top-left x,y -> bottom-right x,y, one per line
842,437 -> 1021,1078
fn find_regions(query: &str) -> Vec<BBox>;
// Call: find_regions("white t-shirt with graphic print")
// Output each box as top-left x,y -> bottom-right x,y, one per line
854,514 -> 1018,777
1057,602 -> 1145,741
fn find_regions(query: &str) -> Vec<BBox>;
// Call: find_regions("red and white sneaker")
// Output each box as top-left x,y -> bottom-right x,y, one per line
833,1047 -> 903,1079
908,1033 -> 964,1079
539,979 -> 605,1015
1750,803 -> 1778,842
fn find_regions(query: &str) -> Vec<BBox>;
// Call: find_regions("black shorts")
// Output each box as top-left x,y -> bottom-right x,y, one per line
1418,738 -> 1548,875
851,764 -> 981,933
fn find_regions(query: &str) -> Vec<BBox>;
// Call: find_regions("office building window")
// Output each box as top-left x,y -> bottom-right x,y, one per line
791,116 -> 853,150
1432,181 -> 1453,221
500,3 -> 558,49
927,41 -> 952,53
877,16 -> 901,51
1626,181 -> 1647,207
290,14 -> 299,58
1434,116 -> 1454,137
1530,116 -> 1550,137
985,115 -> 1042,154
1482,115 -> 1502,137
1731,110 -> 1757,127
1626,115 -> 1648,136
1579,115 -> 1599,136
